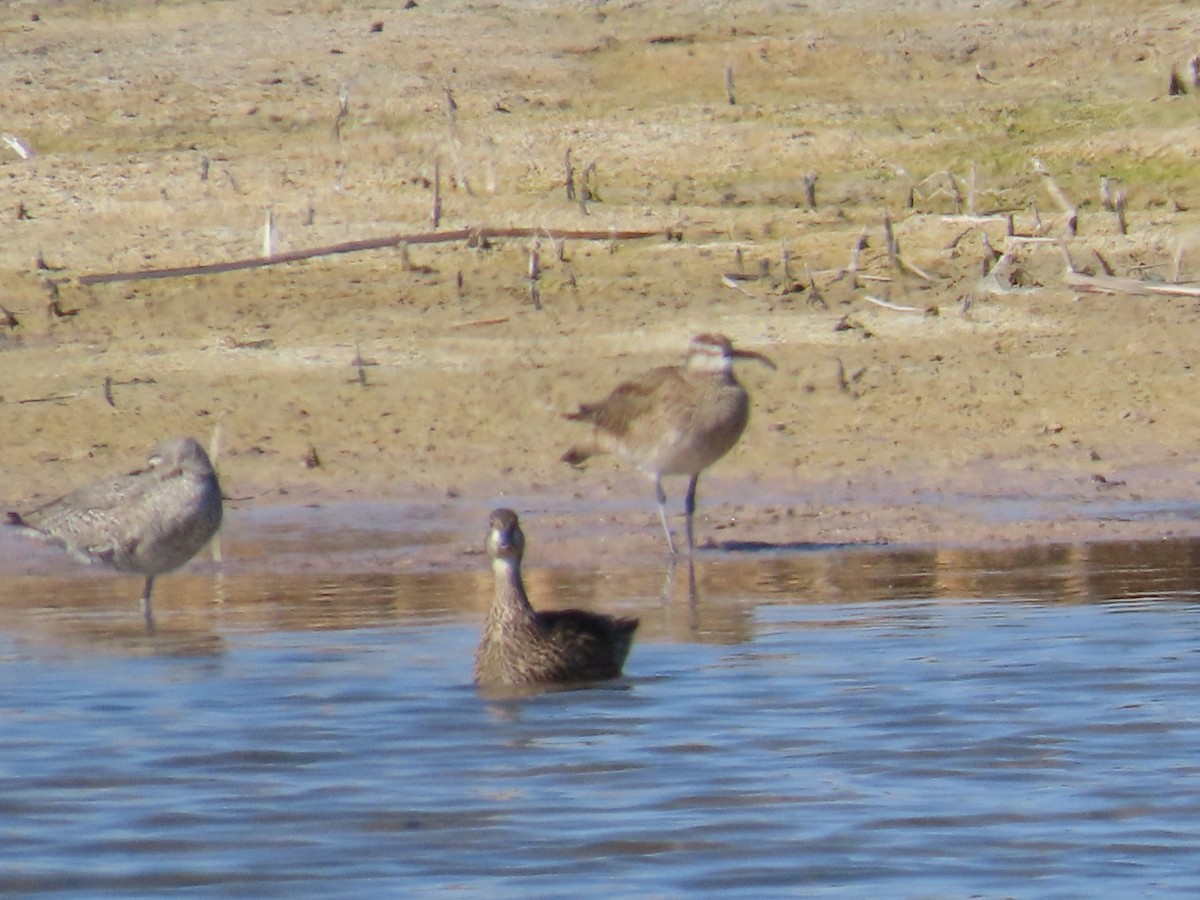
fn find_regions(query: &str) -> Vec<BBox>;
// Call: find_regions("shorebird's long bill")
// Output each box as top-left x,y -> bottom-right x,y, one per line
732,348 -> 777,370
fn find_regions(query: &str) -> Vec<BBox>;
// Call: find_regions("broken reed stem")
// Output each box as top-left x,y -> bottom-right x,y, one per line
946,173 -> 964,214
432,159 -> 442,229
1115,190 -> 1127,236
262,208 -> 275,258
848,227 -> 868,290
1032,158 -> 1078,236
802,171 -> 818,210
1100,176 -> 1116,211
528,242 -> 542,310
805,266 -> 827,310
353,339 -> 368,386
581,162 -> 598,202
332,82 -> 350,143
576,161 -> 598,215
564,148 -> 575,202
883,211 -> 899,264
724,64 -> 736,105
443,85 -> 458,134
1169,67 -> 1187,96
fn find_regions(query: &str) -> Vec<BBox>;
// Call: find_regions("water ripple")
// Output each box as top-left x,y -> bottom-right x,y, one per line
5,537 -> 1200,895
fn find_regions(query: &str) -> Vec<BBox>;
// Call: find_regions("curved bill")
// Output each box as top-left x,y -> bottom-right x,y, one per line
732,347 -> 777,370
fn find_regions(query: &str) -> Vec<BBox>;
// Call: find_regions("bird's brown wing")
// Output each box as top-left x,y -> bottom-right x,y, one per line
565,366 -> 686,439
536,609 -> 639,680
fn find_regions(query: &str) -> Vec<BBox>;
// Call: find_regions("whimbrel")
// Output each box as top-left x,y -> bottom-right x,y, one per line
562,333 -> 775,554
7,436 -> 224,629
474,508 -> 638,687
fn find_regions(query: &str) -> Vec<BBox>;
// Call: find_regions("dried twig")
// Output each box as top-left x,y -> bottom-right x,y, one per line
528,241 -> 542,310
332,82 -> 350,143
432,159 -> 442,229
805,266 -> 827,310
262,208 -> 275,258
351,340 -> 375,386
882,211 -> 899,263
802,171 -> 818,209
882,211 -> 934,281
721,273 -> 757,297
1100,176 -> 1116,212
2,133 -> 34,160
847,227 -> 869,289
18,393 -> 78,404
1032,158 -> 1078,236
1169,67 -> 1187,96
863,294 -> 923,313
443,85 -> 458,133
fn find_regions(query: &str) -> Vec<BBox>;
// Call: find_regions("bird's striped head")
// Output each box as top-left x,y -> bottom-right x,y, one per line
684,333 -> 777,374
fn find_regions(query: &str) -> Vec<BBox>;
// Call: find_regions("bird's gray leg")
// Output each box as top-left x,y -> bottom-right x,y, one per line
684,474 -> 699,554
140,576 -> 156,632
655,477 -> 677,556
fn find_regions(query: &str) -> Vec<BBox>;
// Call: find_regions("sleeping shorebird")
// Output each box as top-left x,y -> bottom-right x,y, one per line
562,332 -> 775,554
6,436 -> 224,630
474,508 -> 638,688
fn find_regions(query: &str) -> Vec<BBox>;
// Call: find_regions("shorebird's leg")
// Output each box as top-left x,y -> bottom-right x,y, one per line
140,576 -> 156,632
654,476 -> 677,556
683,473 -> 699,554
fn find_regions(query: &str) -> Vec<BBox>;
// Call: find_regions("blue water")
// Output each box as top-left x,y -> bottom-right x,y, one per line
5,537 -> 1200,897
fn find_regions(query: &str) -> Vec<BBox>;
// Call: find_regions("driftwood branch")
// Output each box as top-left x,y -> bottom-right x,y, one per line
1065,271 -> 1200,298
75,225 -> 680,286
1058,242 -> 1200,297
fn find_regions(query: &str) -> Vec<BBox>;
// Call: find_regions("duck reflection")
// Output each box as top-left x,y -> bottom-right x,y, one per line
5,530 -> 1200,657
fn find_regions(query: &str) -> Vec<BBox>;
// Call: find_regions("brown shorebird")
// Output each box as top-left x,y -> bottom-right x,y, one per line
7,436 -> 224,629
562,332 -> 775,554
474,508 -> 638,688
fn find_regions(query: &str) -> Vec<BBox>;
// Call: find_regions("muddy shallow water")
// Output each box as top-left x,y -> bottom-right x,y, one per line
5,509 -> 1200,897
